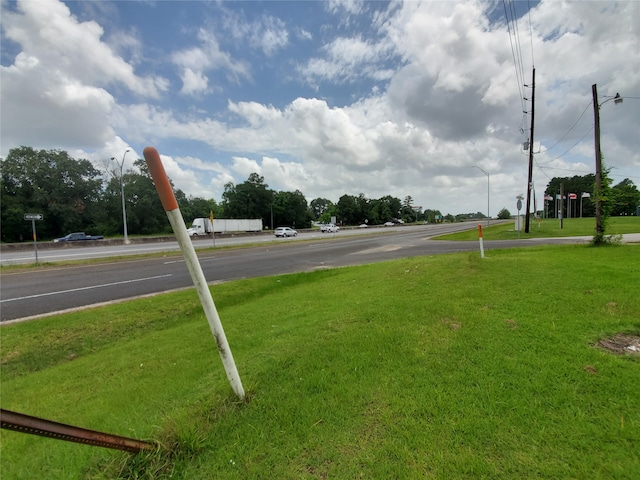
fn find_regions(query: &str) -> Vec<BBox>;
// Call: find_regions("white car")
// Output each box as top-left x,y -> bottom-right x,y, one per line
274,227 -> 298,237
383,222 -> 395,226
320,223 -> 340,233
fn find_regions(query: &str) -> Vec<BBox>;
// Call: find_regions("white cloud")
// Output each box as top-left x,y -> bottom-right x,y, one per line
221,9 -> 289,56
0,0 -> 166,151
299,35 -> 395,85
179,68 -> 209,95
1,0 -> 638,218
171,28 -> 251,95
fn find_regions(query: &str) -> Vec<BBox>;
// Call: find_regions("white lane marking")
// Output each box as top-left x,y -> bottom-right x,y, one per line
0,274 -> 172,303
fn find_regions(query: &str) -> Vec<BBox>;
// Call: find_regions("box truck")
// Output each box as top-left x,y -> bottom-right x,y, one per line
187,218 -> 263,236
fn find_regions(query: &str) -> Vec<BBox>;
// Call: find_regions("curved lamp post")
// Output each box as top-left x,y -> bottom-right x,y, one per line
592,86 -> 622,243
111,149 -> 131,244
473,166 -> 490,226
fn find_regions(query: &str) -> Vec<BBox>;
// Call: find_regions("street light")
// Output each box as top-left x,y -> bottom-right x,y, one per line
592,86 -> 622,243
111,149 -> 131,244
473,166 -> 490,226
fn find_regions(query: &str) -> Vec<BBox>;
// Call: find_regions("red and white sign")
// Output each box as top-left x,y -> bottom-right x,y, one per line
569,193 -> 577,199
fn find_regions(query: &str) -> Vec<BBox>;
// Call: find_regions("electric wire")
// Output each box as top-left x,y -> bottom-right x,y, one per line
537,100 -> 593,156
527,0 -> 535,67
503,0 -> 526,116
509,0 -> 527,86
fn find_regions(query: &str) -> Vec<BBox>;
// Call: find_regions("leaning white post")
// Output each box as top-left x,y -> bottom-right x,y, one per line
477,223 -> 485,258
143,146 -> 245,400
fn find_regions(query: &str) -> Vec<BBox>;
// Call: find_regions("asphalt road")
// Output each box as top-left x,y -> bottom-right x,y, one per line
0,223 -> 587,323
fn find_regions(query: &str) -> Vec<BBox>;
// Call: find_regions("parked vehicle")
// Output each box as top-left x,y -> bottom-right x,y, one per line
53,232 -> 104,242
274,227 -> 297,237
186,218 -> 263,236
383,222 -> 395,226
320,223 -> 340,233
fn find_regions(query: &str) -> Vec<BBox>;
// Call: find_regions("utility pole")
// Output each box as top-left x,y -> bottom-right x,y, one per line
559,183 -> 564,229
592,84 -> 603,241
525,68 -> 535,233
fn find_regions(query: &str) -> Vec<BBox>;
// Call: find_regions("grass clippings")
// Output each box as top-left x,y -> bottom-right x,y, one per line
596,333 -> 640,355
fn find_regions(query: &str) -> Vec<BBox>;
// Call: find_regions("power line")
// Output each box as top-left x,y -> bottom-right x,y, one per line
538,126 -> 593,163
527,0 -> 535,67
538,165 -> 640,180
503,0 -> 526,115
539,101 -> 593,154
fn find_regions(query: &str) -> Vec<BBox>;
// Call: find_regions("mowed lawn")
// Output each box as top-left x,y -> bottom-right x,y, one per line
1,243 -> 639,479
439,216 -> 640,240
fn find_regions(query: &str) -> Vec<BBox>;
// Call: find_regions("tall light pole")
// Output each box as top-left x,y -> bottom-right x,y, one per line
592,85 -> 622,244
473,166 -> 490,226
112,149 -> 131,244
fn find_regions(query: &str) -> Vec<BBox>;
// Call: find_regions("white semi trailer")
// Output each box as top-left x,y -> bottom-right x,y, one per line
186,218 -> 263,236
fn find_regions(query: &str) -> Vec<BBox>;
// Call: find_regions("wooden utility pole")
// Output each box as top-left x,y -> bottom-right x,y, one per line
559,183 -> 564,229
592,84 -> 603,240
525,68 -> 535,233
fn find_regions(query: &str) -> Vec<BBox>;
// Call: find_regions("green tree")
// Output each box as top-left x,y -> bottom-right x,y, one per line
368,199 -> 391,225
99,158 -> 189,236
126,164 -> 169,235
310,198 -> 333,220
378,195 -> 402,222
179,196 -> 220,226
272,190 -> 312,228
96,174 -> 126,236
318,203 -> 339,224
336,194 -> 358,225
610,178 -> 640,216
497,208 -> 511,219
355,194 -> 370,224
222,173 -> 273,225
400,195 -> 417,223
1,146 -> 103,241
423,209 -> 442,223
544,174 -> 596,218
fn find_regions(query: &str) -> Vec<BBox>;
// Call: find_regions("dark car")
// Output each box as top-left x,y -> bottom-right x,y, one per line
53,232 -> 104,242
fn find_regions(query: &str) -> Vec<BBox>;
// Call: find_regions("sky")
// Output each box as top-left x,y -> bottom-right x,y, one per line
1,0 -> 639,217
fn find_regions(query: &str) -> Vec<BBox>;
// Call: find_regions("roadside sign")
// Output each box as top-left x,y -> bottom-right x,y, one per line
24,213 -> 43,265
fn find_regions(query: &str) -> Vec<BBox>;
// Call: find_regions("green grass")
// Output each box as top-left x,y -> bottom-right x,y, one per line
1,244 -> 639,479
438,216 -> 640,241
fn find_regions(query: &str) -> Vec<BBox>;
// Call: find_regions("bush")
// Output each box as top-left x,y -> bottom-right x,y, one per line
497,208 -> 511,219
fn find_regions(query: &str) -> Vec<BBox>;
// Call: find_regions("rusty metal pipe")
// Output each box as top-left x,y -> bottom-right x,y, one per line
1,409 -> 155,453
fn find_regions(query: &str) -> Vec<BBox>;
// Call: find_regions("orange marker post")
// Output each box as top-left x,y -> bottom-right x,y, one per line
478,223 -> 485,258
143,147 -> 245,400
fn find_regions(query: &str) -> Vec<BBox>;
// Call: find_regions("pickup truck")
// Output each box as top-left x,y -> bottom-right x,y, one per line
320,223 -> 340,233
53,232 -> 104,242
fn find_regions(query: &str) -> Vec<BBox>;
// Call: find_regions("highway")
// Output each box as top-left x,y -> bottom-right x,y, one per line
0,223 -> 586,323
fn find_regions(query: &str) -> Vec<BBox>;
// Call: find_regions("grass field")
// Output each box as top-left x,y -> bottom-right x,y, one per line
437,216 -> 640,241
1,243 -> 639,479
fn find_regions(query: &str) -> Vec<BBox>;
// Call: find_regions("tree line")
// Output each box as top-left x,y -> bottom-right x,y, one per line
1,147 -> 447,242
4,147 -> 636,243
542,172 -> 639,218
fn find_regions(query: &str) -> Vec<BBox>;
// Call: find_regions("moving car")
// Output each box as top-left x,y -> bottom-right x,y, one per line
53,232 -> 104,242
320,223 -> 340,233
274,227 -> 297,237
